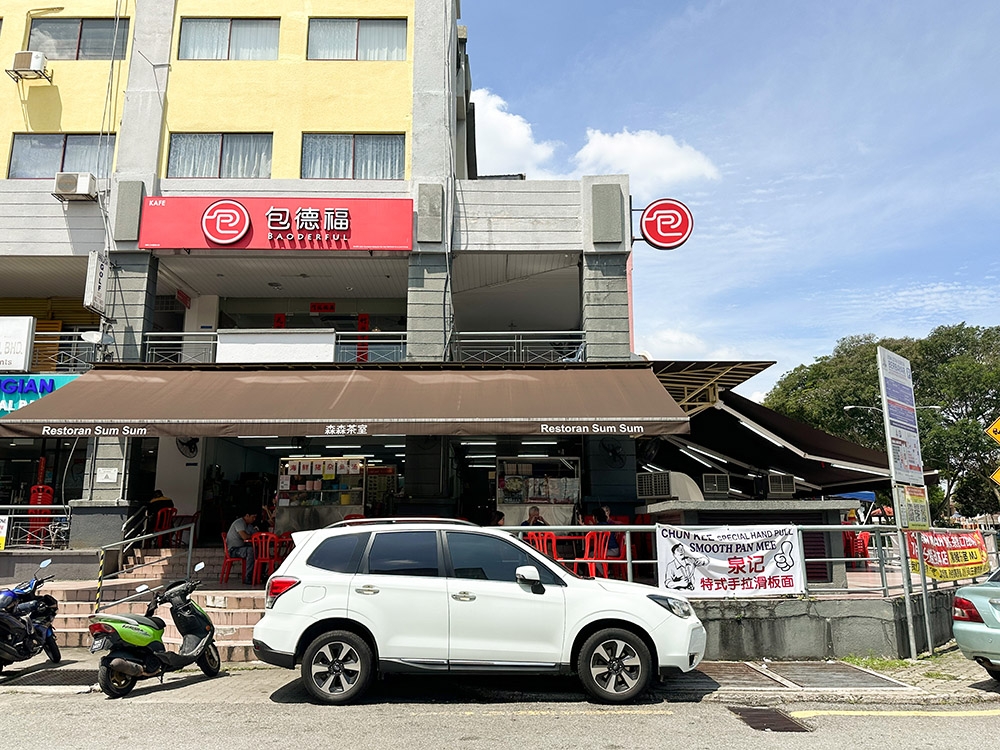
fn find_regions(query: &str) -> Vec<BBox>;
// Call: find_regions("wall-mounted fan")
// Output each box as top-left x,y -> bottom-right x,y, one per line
176,437 -> 200,458
599,436 -> 626,469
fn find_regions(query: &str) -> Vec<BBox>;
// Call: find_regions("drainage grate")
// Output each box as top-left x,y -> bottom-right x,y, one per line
729,706 -> 811,732
1,669 -> 99,687
659,662 -> 786,694
762,661 -> 906,689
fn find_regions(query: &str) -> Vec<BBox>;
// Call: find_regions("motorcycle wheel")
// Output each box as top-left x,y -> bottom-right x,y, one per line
44,635 -> 61,664
197,643 -> 221,677
98,663 -> 137,698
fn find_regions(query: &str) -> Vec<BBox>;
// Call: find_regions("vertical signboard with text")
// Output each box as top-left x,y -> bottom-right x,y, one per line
877,346 -> 930,529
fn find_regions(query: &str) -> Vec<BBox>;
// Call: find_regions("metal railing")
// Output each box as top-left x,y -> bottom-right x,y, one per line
0,504 -> 72,549
450,331 -> 586,364
31,331 -> 102,373
94,522 -> 196,613
144,331 -> 407,364
497,523 -> 1000,593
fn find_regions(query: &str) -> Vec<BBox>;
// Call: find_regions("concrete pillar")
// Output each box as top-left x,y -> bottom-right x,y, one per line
406,253 -> 453,361
582,253 -> 632,361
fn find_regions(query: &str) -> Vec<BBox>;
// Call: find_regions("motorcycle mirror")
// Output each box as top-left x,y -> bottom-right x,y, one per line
135,584 -> 150,594
194,562 -> 206,573
39,559 -> 52,569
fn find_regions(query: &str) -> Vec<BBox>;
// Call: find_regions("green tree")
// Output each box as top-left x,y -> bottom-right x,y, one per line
764,324 -> 1000,520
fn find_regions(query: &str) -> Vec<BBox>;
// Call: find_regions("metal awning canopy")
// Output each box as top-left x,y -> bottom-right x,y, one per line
651,360 -> 775,416
0,363 -> 690,439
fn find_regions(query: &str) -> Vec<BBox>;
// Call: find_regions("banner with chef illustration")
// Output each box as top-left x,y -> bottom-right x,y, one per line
656,524 -> 805,597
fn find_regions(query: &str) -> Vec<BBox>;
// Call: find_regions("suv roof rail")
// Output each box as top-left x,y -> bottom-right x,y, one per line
325,517 -> 479,529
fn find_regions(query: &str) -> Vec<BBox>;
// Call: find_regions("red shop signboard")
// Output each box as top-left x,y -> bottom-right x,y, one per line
138,196 -> 414,251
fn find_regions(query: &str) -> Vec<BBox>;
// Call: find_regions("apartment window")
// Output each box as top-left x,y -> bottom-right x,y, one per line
179,19 -> 279,60
9,134 -> 116,178
302,134 -> 404,180
167,134 -> 272,178
307,19 -> 406,60
29,18 -> 129,60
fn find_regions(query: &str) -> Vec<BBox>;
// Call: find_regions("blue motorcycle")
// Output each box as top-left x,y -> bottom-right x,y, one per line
0,558 -> 60,672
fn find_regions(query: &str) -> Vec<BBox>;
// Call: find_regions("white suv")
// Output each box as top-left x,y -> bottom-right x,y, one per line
252,519 -> 706,704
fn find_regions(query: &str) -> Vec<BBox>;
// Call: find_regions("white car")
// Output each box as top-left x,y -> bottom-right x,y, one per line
252,519 -> 706,704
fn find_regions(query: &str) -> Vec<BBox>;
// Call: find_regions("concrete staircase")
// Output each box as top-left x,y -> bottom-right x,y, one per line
45,547 -> 266,663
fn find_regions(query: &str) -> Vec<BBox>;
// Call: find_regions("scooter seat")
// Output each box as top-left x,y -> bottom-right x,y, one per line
127,614 -> 166,631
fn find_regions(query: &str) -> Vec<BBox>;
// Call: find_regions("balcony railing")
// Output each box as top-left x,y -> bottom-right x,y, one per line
30,331 -> 102,373
449,331 -> 586,364
144,331 -> 407,365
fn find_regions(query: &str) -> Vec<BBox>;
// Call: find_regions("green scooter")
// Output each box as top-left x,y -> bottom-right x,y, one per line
88,562 -> 220,698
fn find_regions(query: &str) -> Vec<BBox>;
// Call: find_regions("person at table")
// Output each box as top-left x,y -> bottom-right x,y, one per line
226,508 -> 259,585
521,506 -> 548,526
145,489 -> 174,534
491,510 -> 506,526
595,505 -> 621,557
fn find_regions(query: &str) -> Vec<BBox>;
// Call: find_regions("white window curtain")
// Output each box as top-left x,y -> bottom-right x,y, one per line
9,135 -> 63,178
302,134 -> 353,178
358,20 -> 406,61
355,135 -> 404,179
229,19 -> 279,60
179,19 -> 229,60
63,134 -> 116,177
29,19 -> 80,60
221,134 -> 272,178
78,19 -> 129,60
168,134 -> 222,177
307,19 -> 356,60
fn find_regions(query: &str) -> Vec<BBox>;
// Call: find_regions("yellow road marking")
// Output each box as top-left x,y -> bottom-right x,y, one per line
791,709 -> 1000,718
408,709 -> 674,717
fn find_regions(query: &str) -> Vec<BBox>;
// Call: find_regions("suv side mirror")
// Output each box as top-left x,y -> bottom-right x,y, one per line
515,566 -> 540,585
39,559 -> 52,569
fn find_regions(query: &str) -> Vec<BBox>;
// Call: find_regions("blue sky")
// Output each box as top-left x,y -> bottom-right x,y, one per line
460,1 -> 1000,399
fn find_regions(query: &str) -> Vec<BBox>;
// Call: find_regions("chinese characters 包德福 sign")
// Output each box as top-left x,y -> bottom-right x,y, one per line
138,196 -> 414,251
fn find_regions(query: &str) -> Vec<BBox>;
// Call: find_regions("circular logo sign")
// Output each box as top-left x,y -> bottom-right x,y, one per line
201,200 -> 251,245
639,198 -> 693,250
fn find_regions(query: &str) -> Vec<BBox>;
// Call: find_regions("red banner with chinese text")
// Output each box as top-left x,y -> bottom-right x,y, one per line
906,530 -> 991,581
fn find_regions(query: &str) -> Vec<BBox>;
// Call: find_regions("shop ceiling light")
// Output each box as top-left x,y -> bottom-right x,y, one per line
385,444 -> 405,448
518,453 -> 548,458
686,445 -> 728,463
265,445 -> 300,450
461,441 -> 496,446
522,440 -> 557,445
679,448 -> 713,468
238,435 -> 279,439
323,445 -> 362,449
738,420 -> 785,447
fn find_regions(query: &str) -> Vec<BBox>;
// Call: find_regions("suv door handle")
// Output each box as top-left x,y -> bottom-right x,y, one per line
451,591 -> 476,602
355,585 -> 380,595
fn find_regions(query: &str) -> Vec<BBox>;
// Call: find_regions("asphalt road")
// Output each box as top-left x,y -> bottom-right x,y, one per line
2,660 -> 999,750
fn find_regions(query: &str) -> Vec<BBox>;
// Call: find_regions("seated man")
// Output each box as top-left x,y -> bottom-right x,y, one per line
226,509 -> 258,585
520,506 -> 548,526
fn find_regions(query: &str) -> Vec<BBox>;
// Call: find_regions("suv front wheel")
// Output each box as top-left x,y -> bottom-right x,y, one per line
577,628 -> 652,703
301,630 -> 374,705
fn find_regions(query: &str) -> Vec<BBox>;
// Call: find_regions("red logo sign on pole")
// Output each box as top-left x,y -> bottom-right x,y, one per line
639,198 -> 693,250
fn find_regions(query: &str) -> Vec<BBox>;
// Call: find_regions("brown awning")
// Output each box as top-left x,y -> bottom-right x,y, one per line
0,364 -> 689,439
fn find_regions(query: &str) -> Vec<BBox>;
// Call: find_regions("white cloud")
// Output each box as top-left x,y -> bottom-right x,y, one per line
471,90 -> 719,198
572,128 -> 720,202
633,327 -> 741,361
470,89 -> 558,176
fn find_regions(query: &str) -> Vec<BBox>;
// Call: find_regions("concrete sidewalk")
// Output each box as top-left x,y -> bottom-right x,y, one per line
1,641 -> 997,705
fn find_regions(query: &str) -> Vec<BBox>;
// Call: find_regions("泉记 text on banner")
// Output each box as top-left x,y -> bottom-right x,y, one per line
656,524 -> 805,597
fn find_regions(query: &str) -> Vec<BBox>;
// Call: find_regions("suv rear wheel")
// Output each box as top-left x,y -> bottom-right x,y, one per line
301,630 -> 374,705
577,628 -> 652,703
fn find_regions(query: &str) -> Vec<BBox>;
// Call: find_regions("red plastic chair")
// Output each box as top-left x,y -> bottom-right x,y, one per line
152,508 -> 177,547
525,531 -> 559,559
275,532 -> 294,564
575,531 -> 610,577
251,532 -> 279,585
853,531 -> 871,568
220,533 -> 246,585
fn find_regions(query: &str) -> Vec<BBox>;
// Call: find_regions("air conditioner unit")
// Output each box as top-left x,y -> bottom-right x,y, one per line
702,473 -> 730,498
637,471 -> 671,500
12,51 -> 46,74
52,172 -> 98,201
768,474 -> 796,497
